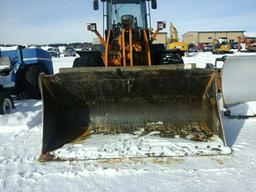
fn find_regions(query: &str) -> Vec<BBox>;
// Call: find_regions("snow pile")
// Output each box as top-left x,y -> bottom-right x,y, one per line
183,52 -> 222,68
0,100 -> 43,133
0,100 -> 42,133
53,133 -> 231,160
183,51 -> 256,68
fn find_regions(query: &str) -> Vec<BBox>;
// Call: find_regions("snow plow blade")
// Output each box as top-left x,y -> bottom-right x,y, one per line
40,65 -> 228,161
222,56 -> 256,117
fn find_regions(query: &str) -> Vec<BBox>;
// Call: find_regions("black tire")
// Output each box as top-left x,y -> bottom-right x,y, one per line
87,53 -> 104,67
73,53 -> 104,67
0,93 -> 14,115
73,57 -> 89,67
23,65 -> 48,99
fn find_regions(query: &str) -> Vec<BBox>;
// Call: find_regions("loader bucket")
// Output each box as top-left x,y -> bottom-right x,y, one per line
222,55 -> 256,116
40,65 -> 227,160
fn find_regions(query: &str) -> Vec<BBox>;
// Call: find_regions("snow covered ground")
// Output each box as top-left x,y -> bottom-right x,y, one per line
1,51 -> 256,192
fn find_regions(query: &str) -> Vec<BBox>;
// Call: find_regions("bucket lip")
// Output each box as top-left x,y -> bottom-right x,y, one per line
58,64 -> 215,74
41,69 -> 216,84
60,64 -> 190,73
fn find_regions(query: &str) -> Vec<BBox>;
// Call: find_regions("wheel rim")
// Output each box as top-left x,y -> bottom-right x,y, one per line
3,98 -> 12,114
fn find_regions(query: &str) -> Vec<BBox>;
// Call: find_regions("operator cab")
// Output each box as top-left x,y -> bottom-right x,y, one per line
93,0 -> 157,31
108,0 -> 147,30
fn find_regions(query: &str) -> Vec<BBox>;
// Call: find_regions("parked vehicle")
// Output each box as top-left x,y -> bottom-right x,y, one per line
0,46 -> 54,114
231,42 -> 238,49
48,47 -> 60,57
0,57 -> 14,114
238,37 -> 256,52
188,43 -> 197,52
203,44 -> 213,52
247,43 -> 256,52
195,43 -> 204,52
63,47 -> 76,57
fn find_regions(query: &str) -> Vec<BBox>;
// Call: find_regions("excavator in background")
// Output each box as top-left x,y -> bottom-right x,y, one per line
167,22 -> 188,56
212,37 -> 233,54
39,0 -> 230,161
238,37 -> 256,52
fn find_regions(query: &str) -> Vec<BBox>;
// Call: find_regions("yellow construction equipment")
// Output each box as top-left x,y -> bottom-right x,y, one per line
39,0 -> 230,161
167,22 -> 188,55
212,38 -> 233,54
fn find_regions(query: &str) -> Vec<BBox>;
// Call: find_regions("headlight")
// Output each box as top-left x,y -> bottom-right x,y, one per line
87,23 -> 97,32
157,22 -> 166,30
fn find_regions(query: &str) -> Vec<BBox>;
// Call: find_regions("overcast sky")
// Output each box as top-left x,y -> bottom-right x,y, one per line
1,0 -> 256,44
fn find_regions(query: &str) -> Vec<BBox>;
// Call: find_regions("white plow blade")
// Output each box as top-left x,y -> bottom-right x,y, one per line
222,55 -> 256,116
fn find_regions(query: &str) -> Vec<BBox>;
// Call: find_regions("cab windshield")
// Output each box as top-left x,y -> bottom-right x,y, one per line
111,0 -> 145,28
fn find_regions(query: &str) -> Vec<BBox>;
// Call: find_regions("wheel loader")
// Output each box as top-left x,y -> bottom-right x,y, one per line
39,0 -> 230,161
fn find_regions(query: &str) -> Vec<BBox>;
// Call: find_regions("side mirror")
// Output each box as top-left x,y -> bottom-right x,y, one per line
93,0 -> 99,10
151,0 -> 157,9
